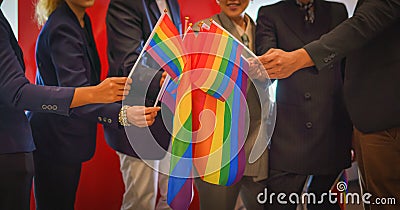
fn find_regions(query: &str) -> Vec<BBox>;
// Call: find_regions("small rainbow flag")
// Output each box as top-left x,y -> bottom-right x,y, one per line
145,14 -> 186,80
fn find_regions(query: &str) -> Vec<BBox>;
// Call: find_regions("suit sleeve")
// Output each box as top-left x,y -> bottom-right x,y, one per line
304,0 -> 400,70
0,19 -> 73,115
255,6 -> 278,56
47,23 -> 121,128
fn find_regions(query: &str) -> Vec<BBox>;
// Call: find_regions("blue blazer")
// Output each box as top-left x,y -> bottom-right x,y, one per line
29,2 -> 121,163
105,0 -> 181,159
0,8 -> 74,155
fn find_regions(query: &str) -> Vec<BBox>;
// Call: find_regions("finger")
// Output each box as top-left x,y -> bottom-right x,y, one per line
266,48 -> 280,55
125,77 -> 132,85
121,84 -> 131,91
112,77 -> 132,85
144,107 -> 161,114
121,90 -> 130,96
258,54 -> 275,65
115,90 -> 126,97
108,77 -> 124,84
145,114 -> 156,121
147,119 -> 156,126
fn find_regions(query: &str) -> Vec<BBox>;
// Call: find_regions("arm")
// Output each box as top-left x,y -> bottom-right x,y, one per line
259,0 -> 400,78
0,16 -> 129,114
70,77 -> 131,108
45,23 -> 124,127
0,18 -> 73,114
304,0 -> 400,70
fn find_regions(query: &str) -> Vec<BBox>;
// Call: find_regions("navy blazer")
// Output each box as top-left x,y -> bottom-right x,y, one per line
0,8 -> 74,155
105,0 -> 181,159
256,0 -> 353,175
29,2 -> 121,163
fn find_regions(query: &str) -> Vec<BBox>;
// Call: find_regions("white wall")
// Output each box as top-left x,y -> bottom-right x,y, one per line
246,0 -> 358,21
1,0 -> 18,39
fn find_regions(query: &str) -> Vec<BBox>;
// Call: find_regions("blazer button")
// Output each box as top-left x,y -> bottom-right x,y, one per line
42,105 -> 47,110
103,117 -> 107,122
52,105 -> 58,110
306,122 -> 313,129
108,119 -> 112,124
304,92 -> 311,100
323,58 -> 329,63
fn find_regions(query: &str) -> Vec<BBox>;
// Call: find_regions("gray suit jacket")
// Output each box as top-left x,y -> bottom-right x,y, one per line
304,0 -> 400,133
256,0 -> 353,175
195,12 -> 268,181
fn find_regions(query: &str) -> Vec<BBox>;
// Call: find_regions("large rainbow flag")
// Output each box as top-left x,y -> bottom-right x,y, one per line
142,14 -> 249,210
191,21 -> 248,186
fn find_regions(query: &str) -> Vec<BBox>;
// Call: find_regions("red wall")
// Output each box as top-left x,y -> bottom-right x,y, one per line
18,0 -> 220,210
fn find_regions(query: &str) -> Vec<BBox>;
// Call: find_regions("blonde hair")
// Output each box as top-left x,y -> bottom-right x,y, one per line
35,0 -> 64,26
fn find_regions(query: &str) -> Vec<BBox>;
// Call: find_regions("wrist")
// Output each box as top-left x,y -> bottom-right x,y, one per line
295,48 -> 314,70
70,86 -> 94,108
119,105 -> 132,126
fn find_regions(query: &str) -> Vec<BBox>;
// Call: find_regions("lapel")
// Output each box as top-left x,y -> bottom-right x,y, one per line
280,0 -> 331,45
248,14 -> 256,52
83,15 -> 100,83
216,12 -> 242,40
63,2 -> 98,82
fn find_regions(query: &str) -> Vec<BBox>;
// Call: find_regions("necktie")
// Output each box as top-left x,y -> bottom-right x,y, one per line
296,0 -> 315,24
241,33 -> 249,48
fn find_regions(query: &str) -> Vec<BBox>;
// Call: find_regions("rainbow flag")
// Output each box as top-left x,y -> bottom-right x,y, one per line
190,22 -> 244,102
191,21 -> 247,186
331,170 -> 348,210
145,14 -> 186,80
142,16 -> 249,209
166,27 -> 195,210
167,61 -> 194,210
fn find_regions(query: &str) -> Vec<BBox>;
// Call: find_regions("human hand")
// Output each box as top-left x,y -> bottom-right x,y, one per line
71,77 -> 132,107
248,57 -> 268,82
258,48 -> 314,79
160,71 -> 168,87
95,77 -> 132,102
126,106 -> 161,127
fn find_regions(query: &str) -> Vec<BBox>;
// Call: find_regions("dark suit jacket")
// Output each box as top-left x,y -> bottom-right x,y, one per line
0,8 -> 74,155
304,0 -> 400,133
256,0 -> 353,175
29,2 -> 121,163
105,0 -> 180,159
